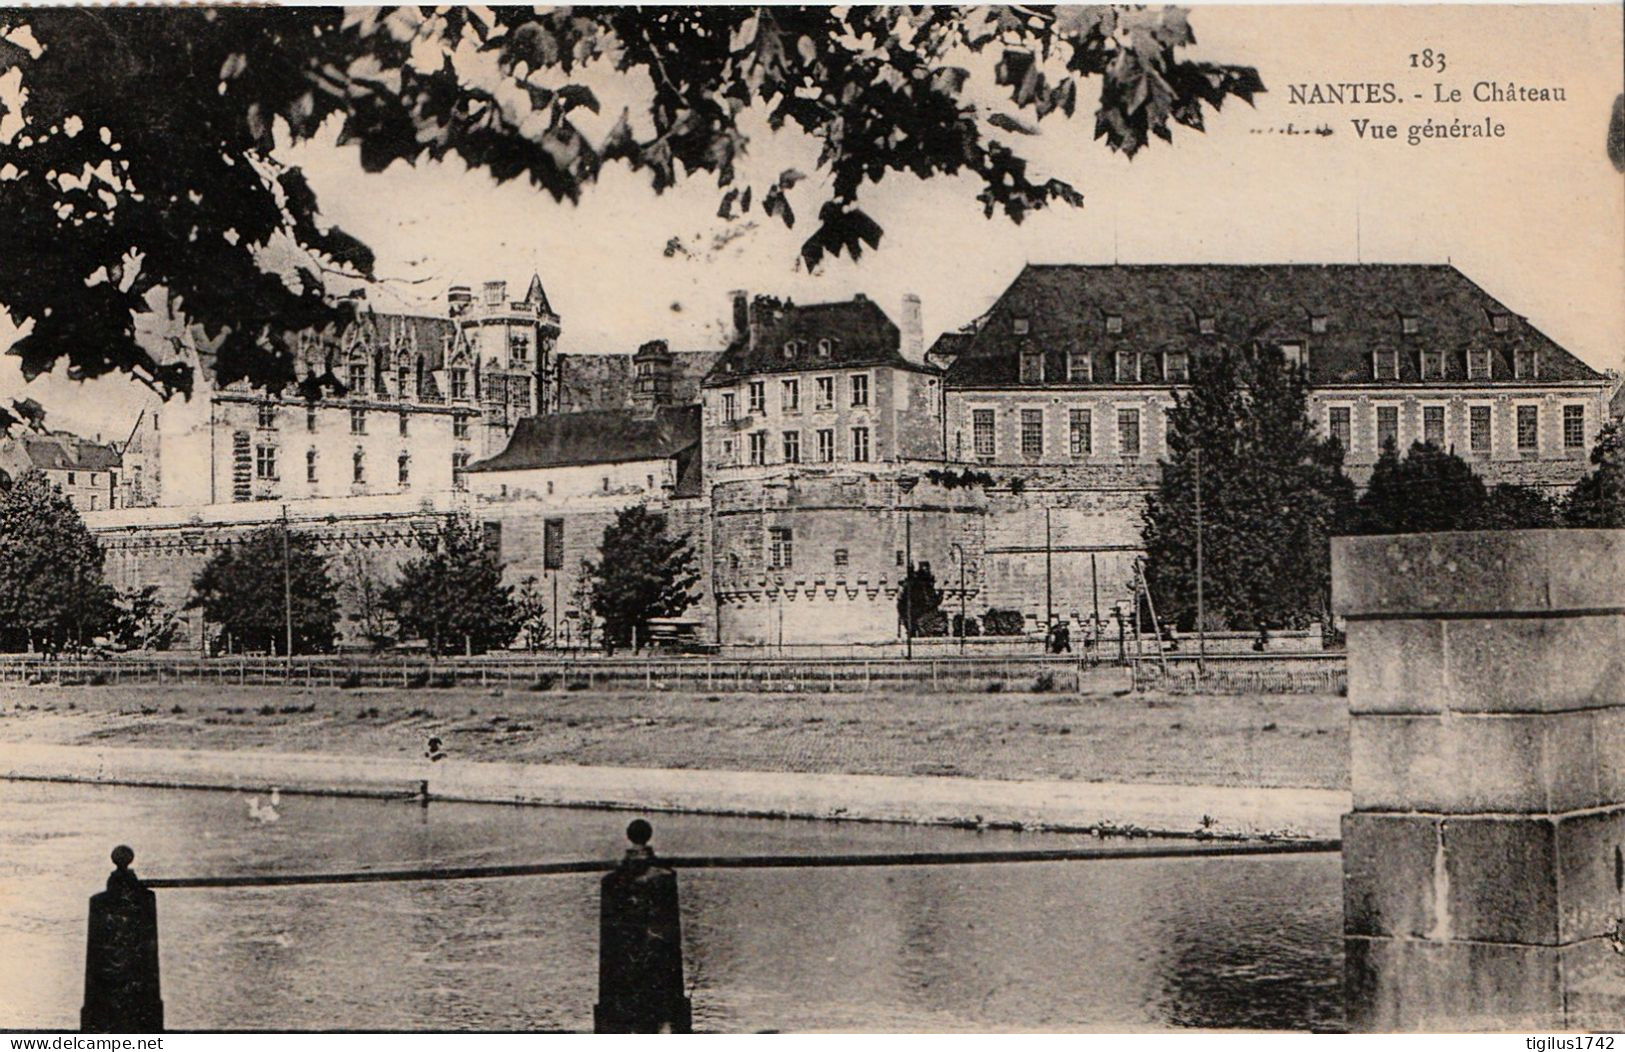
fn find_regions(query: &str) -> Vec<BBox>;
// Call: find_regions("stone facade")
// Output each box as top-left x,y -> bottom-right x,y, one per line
0,430 -> 121,511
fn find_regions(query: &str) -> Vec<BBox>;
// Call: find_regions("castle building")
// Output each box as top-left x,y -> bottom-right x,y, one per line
120,276 -> 559,509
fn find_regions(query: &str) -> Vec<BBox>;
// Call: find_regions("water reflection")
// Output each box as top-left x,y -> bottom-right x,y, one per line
0,780 -> 1341,1032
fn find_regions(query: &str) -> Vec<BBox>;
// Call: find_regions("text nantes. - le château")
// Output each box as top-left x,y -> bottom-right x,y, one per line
1288,81 -> 1566,105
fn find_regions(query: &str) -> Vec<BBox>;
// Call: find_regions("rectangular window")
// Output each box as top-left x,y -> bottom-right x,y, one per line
66,471 -> 76,485
1019,352 -> 1045,384
833,548 -> 849,568
782,379 -> 800,412
1012,317 -> 1030,335
449,369 -> 469,400
1466,349 -> 1491,381
305,449 -> 317,483
850,373 -> 869,407
348,364 -> 366,393
816,428 -> 835,463
972,409 -> 995,460
350,408 -> 366,434
254,444 -> 277,480
1402,316 -> 1420,336
1117,408 -> 1141,456
1563,405 -> 1585,449
1115,351 -> 1139,383
721,391 -> 737,422
454,415 -> 470,440
1469,405 -> 1491,453
850,426 -> 870,463
353,449 -> 366,484
1281,343 -> 1304,370
306,407 -> 317,433
749,431 -> 767,466
1493,314 -> 1512,333
1105,315 -> 1123,334
1066,352 -> 1092,382
397,453 -> 411,486
398,411 -> 409,437
258,403 -> 278,429
1373,351 -> 1399,381
1020,409 -> 1044,459
1198,316 -> 1217,335
782,430 -> 800,464
509,332 -> 529,361
1311,315 -> 1329,334
1424,405 -> 1446,448
1069,408 -> 1092,457
1164,352 -> 1189,383
815,376 -> 834,409
1376,405 -> 1399,452
1517,405 -> 1539,451
768,527 -> 793,570
452,452 -> 470,490
1421,350 -> 1444,380
543,518 -> 564,570
1329,406 -> 1351,450
1514,348 -> 1538,380
748,381 -> 765,414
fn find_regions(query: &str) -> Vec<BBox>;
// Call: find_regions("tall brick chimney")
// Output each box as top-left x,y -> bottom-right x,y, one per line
729,290 -> 749,340
900,293 -> 924,363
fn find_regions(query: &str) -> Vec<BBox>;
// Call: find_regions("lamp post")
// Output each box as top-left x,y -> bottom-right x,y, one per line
280,504 -> 294,666
950,542 -> 967,654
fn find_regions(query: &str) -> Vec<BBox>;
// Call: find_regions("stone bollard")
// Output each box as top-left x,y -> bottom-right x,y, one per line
1334,530 -> 1625,1031
594,820 -> 693,1034
81,846 -> 163,1033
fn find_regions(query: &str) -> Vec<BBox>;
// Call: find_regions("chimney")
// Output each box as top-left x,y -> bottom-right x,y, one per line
729,290 -> 749,339
747,295 -> 763,352
447,284 -> 472,318
900,293 -> 924,363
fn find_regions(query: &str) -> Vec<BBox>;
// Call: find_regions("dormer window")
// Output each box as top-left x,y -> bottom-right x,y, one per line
1514,347 -> 1538,379
1420,349 -> 1444,380
1281,343 -> 1305,370
1105,315 -> 1123,335
1164,351 -> 1190,383
817,338 -> 832,357
1492,313 -> 1512,334
1466,348 -> 1492,380
1197,316 -> 1217,336
1115,350 -> 1141,383
1373,349 -> 1400,381
1402,315 -> 1421,336
1310,314 -> 1329,334
783,340 -> 800,359
1019,351 -> 1045,384
1013,317 -> 1030,335
1066,351 -> 1092,382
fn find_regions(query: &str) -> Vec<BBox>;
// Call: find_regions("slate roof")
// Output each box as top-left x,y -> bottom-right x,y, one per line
944,264 -> 1605,388
467,404 -> 701,473
2,431 -> 121,473
702,295 -> 931,385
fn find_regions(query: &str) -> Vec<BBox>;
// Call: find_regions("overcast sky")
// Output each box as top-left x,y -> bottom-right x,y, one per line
3,3 -> 1622,442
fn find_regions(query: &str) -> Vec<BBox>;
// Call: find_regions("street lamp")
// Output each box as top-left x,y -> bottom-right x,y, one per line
949,542 -> 967,654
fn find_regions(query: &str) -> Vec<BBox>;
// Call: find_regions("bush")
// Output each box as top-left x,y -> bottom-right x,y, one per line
566,680 -> 591,692
430,673 -> 456,689
339,672 -> 363,689
983,608 -> 1026,636
1033,672 -> 1057,693
89,672 -> 108,686
405,670 -> 430,689
952,614 -> 981,638
529,673 -> 558,691
985,681 -> 1004,693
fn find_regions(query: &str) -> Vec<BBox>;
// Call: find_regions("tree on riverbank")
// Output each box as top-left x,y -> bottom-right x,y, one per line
188,525 -> 338,654
383,516 -> 517,656
0,470 -> 118,652
1562,421 -> 1625,527
1354,441 -> 1557,533
0,6 -> 1261,398
583,506 -> 699,650
1142,343 -> 1356,632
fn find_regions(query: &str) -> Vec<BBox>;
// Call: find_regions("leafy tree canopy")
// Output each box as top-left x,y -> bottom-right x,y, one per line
0,469 -> 117,651
1354,440 -> 1487,535
383,515 -> 516,655
189,525 -> 339,654
1563,420 -> 1625,528
0,6 -> 1261,397
1142,343 -> 1355,632
897,560 -> 946,637
584,504 -> 699,649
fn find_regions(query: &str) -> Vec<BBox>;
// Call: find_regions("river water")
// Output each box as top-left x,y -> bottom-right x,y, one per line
0,780 -> 1342,1032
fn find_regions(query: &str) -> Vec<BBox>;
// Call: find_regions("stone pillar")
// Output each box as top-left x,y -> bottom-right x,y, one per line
1333,530 -> 1625,1031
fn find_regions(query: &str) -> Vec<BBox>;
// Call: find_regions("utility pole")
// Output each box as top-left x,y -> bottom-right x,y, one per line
1195,447 -> 1206,672
1090,551 -> 1100,660
951,543 -> 967,655
1044,506 -> 1053,647
280,504 -> 294,666
904,507 -> 913,660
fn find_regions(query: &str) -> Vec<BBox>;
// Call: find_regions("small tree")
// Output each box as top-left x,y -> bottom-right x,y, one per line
583,506 -> 699,650
333,550 -> 396,650
1475,483 -> 1558,531
568,569 -> 597,650
108,585 -> 182,652
0,471 -> 118,652
514,575 -> 550,652
384,516 -> 518,656
1563,421 -> 1625,527
897,561 -> 946,637
189,526 -> 339,655
1355,441 -> 1487,534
